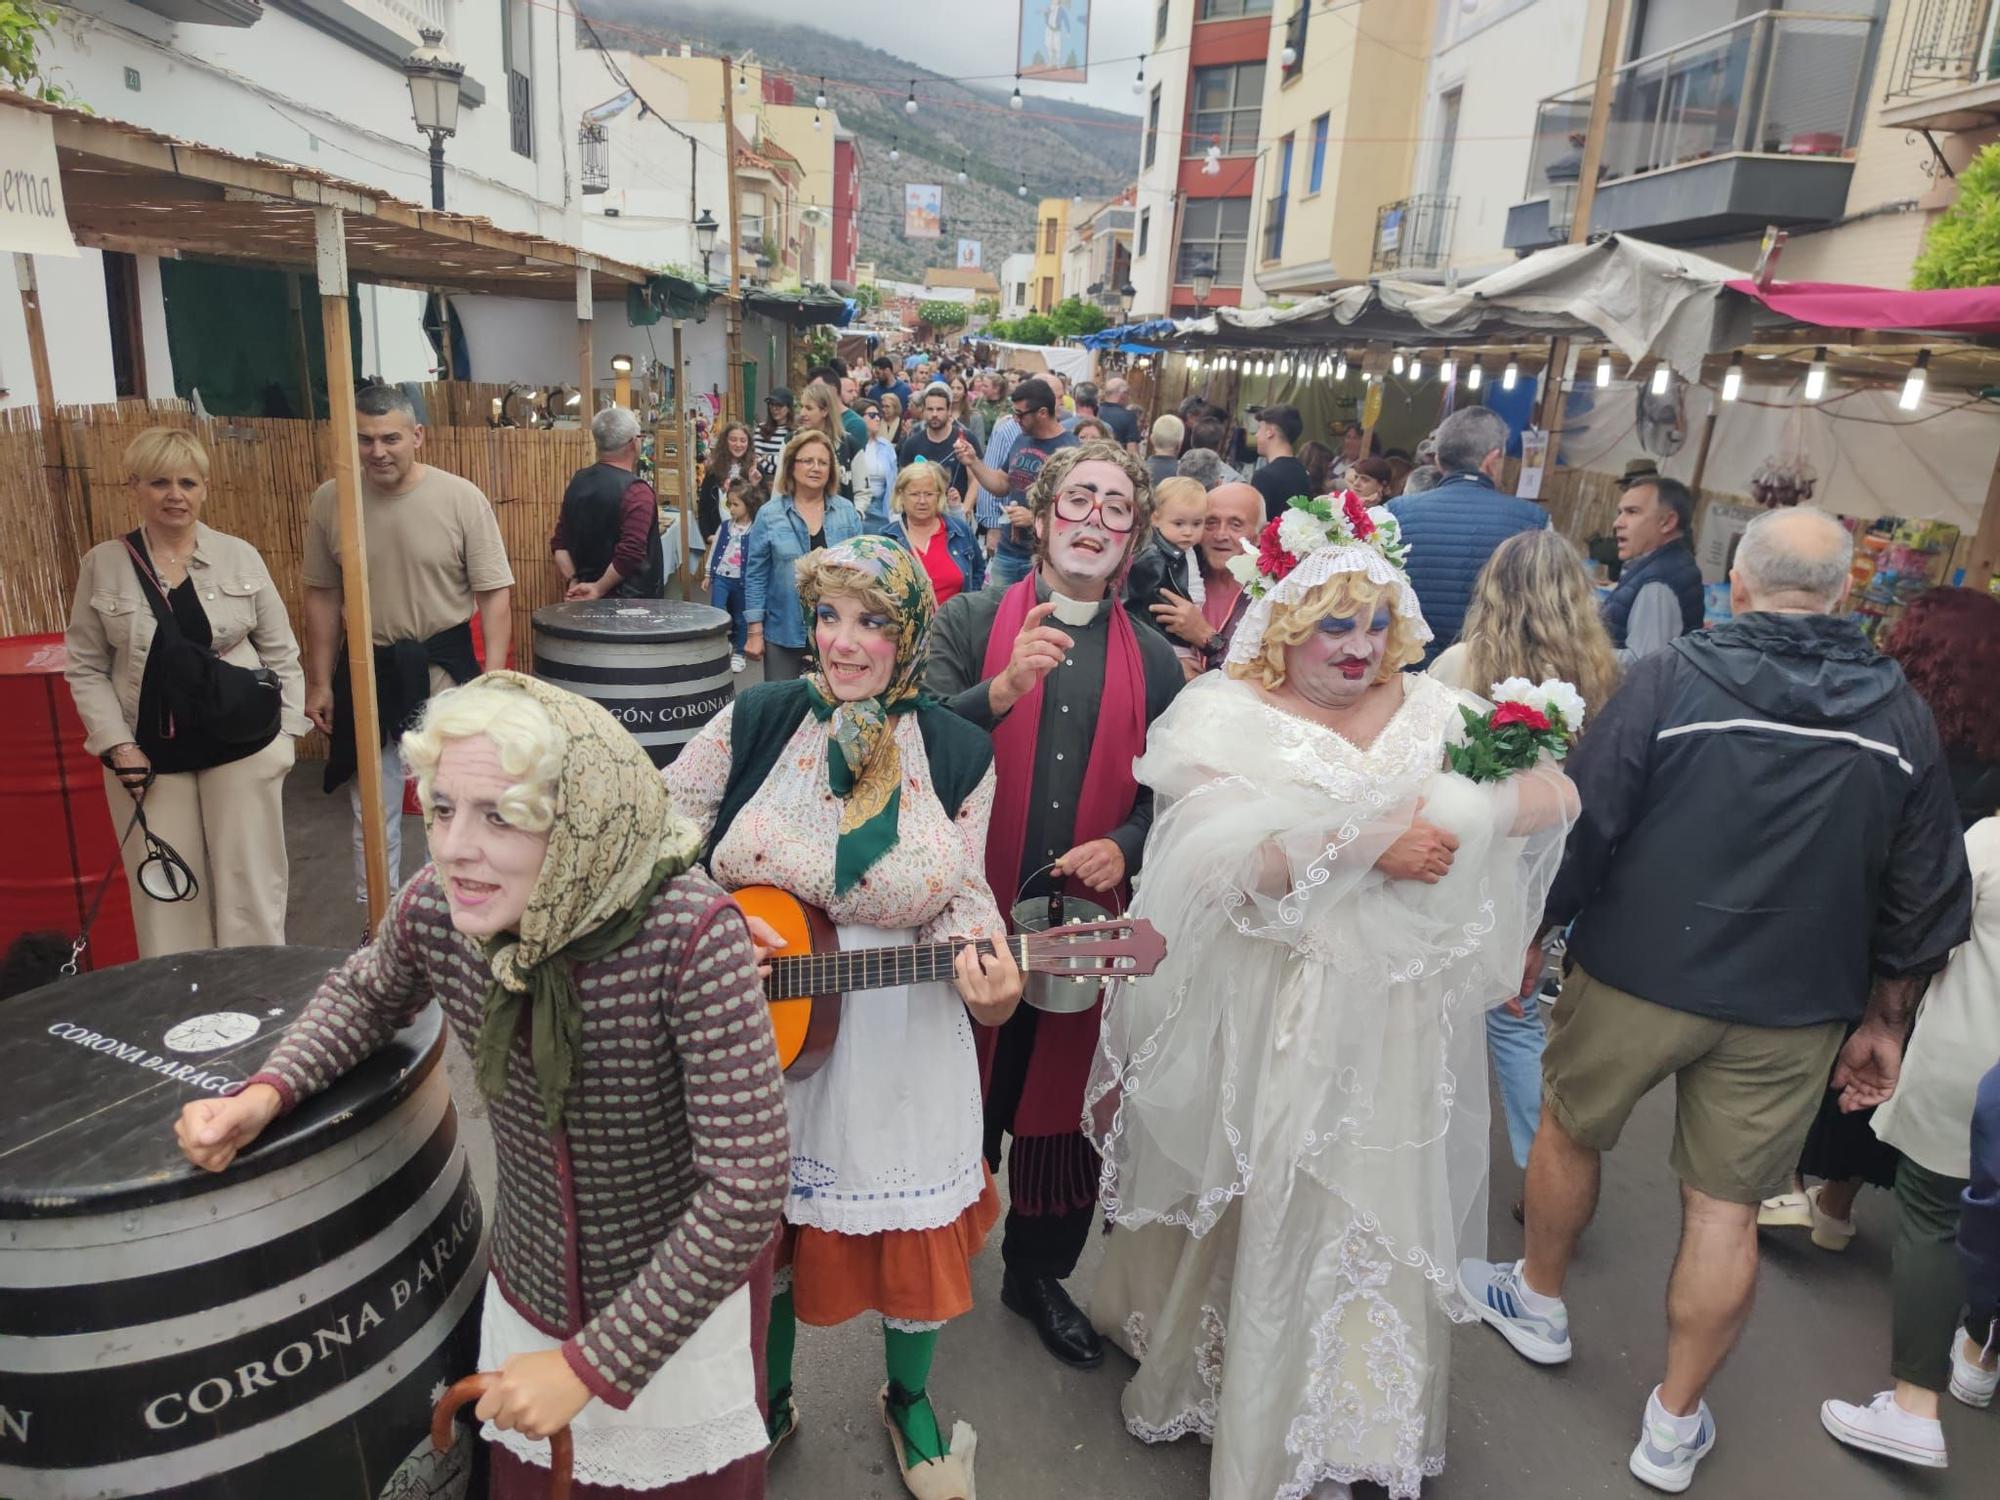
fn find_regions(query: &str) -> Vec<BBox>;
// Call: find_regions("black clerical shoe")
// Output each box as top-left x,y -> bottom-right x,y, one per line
1001,1268 -> 1104,1368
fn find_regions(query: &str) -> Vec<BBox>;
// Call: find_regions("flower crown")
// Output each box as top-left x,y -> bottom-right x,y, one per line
1224,492 -> 1411,600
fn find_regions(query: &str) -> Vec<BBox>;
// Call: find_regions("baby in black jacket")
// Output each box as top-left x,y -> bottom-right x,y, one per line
1125,476 -> 1210,669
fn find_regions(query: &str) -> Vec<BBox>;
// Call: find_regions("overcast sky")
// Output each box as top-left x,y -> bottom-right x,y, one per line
722,0 -> 1152,112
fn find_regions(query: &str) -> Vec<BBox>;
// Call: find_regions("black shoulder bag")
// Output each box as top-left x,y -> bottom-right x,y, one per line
122,535 -> 282,770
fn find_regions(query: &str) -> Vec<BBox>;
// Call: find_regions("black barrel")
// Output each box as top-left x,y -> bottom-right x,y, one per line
531,599 -> 733,766
0,947 -> 486,1499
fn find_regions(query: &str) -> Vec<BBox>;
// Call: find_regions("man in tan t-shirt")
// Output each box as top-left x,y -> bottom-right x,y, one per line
303,385 -> 514,911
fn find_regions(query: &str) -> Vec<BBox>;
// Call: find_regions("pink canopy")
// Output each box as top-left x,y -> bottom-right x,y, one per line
1726,279 -> 2000,338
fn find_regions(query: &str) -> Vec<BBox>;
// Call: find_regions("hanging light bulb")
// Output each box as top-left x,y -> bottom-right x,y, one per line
905,83 -> 918,115
736,66 -> 748,96
1391,350 -> 1406,376
956,159 -> 968,183
890,137 -> 900,162
812,112 -> 822,132
1409,355 -> 1424,382
1335,350 -> 1348,381
1650,360 -> 1671,397
1018,178 -> 1028,198
1441,351 -> 1457,385
1281,44 -> 1298,68
1502,356 -> 1519,391
1596,351 -> 1613,388
1805,346 -> 1828,402
1133,62 -> 1145,95
815,79 -> 827,111
1011,76 -> 1024,110
1720,352 -> 1743,403
1900,349 -> 1930,411
1467,359 -> 1483,391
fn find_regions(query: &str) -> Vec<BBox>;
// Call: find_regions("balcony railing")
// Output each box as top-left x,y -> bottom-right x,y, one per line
1888,0 -> 2000,95
1521,10 -> 1875,203
508,69 -> 534,158
580,124 -> 609,195
1372,195 -> 1456,273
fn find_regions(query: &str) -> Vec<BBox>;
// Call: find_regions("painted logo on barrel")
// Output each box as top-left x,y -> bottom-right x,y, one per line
163,1012 -> 262,1054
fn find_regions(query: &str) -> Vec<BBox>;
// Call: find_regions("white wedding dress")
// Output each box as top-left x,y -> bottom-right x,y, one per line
1087,673 -> 1575,1500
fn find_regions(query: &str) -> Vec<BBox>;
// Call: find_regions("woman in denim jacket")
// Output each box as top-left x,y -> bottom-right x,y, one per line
744,430 -> 865,680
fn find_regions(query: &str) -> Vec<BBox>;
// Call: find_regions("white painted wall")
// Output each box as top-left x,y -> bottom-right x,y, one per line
1000,252 -> 1034,317
1130,1 -> 1193,319
575,52 -> 735,280
0,250 -> 118,408
1418,0 -> 1594,272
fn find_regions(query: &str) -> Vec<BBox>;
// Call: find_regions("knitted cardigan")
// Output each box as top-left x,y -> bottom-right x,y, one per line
243,866 -> 789,1409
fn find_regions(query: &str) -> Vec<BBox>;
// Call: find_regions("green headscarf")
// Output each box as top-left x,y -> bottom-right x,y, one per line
436,671 -> 705,1129
798,534 -> 938,894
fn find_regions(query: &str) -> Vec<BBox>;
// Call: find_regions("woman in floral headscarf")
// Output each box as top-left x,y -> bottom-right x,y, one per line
667,534 -> 1021,1500
1086,497 -> 1579,1500
176,672 -> 790,1500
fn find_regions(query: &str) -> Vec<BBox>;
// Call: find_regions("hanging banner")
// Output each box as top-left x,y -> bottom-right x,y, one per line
957,239 -> 982,269
1019,0 -> 1089,83
0,103 -> 76,257
904,184 -> 942,239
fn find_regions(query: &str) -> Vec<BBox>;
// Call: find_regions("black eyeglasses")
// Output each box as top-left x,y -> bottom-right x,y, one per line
1052,489 -> 1137,533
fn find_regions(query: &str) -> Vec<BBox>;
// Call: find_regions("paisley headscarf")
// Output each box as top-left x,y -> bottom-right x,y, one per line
798,534 -> 937,893
431,671 -> 705,1129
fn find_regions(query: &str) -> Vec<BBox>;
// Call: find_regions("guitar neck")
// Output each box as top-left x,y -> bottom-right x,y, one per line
767,937 -> 1016,995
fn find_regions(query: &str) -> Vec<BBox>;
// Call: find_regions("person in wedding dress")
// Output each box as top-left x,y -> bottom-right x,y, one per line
1087,495 -> 1579,1499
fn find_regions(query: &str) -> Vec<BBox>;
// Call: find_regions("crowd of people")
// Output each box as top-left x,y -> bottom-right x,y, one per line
57,342 -> 1995,1500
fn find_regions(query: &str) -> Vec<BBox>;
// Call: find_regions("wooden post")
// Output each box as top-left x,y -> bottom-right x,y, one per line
720,54 -> 746,426
15,254 -> 76,573
673,318 -> 696,599
286,273 -> 317,421
1534,0 -> 1628,468
577,265 -> 595,419
1688,405 -> 1720,495
316,207 -> 390,924
438,290 -> 454,384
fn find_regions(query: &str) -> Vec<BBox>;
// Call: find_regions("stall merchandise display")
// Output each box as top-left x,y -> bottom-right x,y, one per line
1841,515 -> 1961,641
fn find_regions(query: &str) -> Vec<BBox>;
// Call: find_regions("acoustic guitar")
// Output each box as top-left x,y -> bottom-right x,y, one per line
732,885 -> 1168,1078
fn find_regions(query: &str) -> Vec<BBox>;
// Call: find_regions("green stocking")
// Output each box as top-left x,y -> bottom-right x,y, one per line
882,1324 -> 945,1464
766,1287 -> 798,1439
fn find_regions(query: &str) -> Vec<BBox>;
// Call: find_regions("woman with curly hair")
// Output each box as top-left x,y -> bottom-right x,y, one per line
1765,586 -> 2000,1263
1820,585 -> 2000,1468
699,421 -> 754,544
1429,529 -> 1620,1183
1089,498 -> 1578,1499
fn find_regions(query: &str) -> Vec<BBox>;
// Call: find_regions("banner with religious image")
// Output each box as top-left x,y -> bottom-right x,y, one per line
1019,0 -> 1089,83
957,239 -> 982,269
904,184 -> 943,239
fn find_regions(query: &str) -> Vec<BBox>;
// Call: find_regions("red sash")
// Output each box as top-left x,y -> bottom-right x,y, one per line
977,575 -> 1148,1136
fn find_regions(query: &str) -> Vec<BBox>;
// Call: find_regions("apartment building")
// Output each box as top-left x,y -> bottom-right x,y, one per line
1031,196 -> 1072,311
1061,189 -> 1138,311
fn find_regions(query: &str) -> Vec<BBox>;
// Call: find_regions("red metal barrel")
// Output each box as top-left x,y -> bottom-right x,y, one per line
0,633 -> 139,970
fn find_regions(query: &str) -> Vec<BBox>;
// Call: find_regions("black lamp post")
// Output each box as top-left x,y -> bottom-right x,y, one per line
1189,256 -> 1215,314
694,208 -> 720,280
403,28 -> 465,211
1119,281 -> 1137,318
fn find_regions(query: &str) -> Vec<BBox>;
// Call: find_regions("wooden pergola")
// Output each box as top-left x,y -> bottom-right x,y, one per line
16,94 -> 663,923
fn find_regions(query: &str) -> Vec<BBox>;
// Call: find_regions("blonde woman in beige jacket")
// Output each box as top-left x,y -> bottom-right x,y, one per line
64,427 -> 309,956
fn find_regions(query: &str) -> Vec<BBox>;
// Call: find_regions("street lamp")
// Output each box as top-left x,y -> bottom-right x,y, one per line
1119,281 -> 1137,318
402,27 -> 465,212
1189,256 -> 1215,313
694,208 -> 720,279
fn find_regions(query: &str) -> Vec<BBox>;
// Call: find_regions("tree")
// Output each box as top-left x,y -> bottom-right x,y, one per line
851,283 -> 883,314
1914,142 -> 2000,289
971,295 -> 999,318
1045,296 -> 1110,339
919,299 -> 969,333
0,2 -> 76,104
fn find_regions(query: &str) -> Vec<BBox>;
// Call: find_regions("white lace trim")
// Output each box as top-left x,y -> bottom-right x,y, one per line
784,1152 -> 986,1234
485,1406 -> 767,1490
1226,543 -> 1432,668
885,1315 -> 946,1333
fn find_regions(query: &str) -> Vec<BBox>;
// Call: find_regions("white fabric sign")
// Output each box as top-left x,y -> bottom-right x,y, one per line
0,104 -> 75,257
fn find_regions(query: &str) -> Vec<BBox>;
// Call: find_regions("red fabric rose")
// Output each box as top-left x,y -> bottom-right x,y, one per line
1342,490 -> 1376,538
1256,518 -> 1299,580
1491,701 -> 1552,732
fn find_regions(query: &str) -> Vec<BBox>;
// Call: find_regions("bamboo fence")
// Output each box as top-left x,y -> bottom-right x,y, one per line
1,395 -> 601,759
410,380 -> 515,429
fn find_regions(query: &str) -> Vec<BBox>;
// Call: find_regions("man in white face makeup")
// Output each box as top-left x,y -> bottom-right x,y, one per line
926,440 -> 1184,1371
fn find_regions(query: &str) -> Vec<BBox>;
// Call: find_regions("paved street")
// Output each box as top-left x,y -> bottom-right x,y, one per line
281,774 -> 1993,1499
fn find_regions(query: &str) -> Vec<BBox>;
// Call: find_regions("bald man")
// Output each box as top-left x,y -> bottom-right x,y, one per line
1147,481 -> 1263,675
1461,505 -> 1974,1489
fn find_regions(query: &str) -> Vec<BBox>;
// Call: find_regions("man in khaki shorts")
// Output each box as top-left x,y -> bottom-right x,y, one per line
1458,508 -> 1970,1494
302,385 -> 513,920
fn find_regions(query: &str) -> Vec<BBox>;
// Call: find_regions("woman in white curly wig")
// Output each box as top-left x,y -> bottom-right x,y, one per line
1086,495 -> 1580,1500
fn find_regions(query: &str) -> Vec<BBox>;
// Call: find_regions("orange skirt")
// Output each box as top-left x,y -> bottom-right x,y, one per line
779,1167 -> 1001,1326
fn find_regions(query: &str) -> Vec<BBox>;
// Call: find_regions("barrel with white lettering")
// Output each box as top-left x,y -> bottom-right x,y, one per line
0,947 -> 486,1499
531,598 -> 733,766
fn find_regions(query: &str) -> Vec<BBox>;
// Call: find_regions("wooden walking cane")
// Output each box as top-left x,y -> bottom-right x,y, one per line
432,1372 -> 576,1500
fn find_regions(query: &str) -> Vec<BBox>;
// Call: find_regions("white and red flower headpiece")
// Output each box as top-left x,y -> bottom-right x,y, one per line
1223,492 -> 1431,668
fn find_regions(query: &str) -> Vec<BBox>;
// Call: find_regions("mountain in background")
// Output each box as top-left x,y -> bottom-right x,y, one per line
579,0 -> 1140,284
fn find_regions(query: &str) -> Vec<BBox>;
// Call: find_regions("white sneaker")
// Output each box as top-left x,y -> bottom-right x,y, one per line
1757,1190 -> 1811,1229
730,653 -> 748,674
1805,1183 -> 1856,1251
1628,1388 -> 1715,1493
1820,1390 -> 1947,1469
1950,1326 -> 1999,1408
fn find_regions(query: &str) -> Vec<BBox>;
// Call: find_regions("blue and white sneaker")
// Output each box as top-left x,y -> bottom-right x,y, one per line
1629,1387 -> 1717,1493
1456,1257 -> 1571,1365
